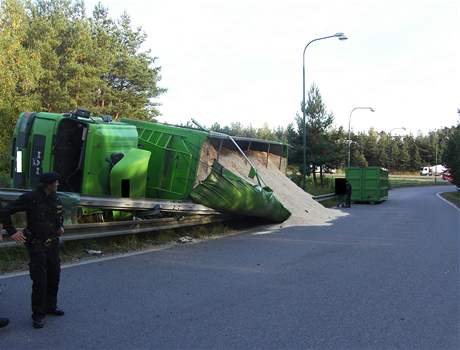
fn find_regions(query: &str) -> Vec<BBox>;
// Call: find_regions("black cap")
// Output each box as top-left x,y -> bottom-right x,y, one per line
39,172 -> 60,185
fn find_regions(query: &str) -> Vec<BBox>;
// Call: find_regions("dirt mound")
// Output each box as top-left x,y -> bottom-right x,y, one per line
197,142 -> 345,227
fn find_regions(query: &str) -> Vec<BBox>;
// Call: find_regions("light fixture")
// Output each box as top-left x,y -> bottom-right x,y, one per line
335,32 -> 348,40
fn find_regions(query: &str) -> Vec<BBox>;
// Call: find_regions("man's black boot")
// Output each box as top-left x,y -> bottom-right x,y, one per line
47,307 -> 65,316
32,317 -> 45,329
0,318 -> 10,328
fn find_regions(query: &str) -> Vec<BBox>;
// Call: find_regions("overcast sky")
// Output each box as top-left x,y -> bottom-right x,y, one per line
86,0 -> 459,134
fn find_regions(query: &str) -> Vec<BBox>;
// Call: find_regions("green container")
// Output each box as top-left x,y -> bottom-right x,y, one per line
122,119 -> 209,200
345,167 -> 389,203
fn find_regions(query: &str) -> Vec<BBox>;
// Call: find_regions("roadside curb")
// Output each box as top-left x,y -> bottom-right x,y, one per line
0,224 -> 276,280
436,192 -> 460,211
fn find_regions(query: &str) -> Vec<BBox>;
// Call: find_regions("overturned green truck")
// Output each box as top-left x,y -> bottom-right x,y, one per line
10,110 -> 290,222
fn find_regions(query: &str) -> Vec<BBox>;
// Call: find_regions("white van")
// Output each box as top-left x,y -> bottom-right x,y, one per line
420,166 -> 430,176
431,165 -> 447,176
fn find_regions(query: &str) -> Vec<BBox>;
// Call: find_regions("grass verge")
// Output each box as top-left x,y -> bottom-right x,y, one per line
389,177 -> 450,189
0,218 -> 266,274
440,191 -> 460,208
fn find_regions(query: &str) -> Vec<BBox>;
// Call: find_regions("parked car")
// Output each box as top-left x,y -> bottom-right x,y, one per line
442,170 -> 453,182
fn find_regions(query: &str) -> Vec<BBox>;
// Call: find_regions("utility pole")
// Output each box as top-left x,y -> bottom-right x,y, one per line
435,142 -> 438,184
301,32 -> 348,190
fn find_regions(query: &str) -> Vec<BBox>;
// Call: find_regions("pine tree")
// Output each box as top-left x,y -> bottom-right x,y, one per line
389,140 -> 400,170
0,0 -> 42,171
304,84 -> 334,184
399,140 -> 411,171
410,141 -> 423,170
444,125 -> 460,186
363,128 -> 379,166
377,132 -> 389,168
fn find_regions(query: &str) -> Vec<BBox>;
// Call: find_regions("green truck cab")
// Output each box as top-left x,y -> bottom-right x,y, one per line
11,110 -> 150,198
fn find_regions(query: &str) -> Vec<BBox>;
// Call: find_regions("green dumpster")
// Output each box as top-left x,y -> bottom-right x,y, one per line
345,167 -> 389,203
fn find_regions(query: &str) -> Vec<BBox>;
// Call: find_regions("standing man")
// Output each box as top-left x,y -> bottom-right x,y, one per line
3,172 -> 65,329
345,180 -> 353,208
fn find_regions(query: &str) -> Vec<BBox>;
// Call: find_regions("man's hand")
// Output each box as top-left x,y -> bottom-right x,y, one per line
57,227 -> 64,236
11,231 -> 26,243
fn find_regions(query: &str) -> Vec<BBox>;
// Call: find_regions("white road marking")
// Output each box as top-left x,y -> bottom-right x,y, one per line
0,226 -> 268,280
436,192 -> 460,212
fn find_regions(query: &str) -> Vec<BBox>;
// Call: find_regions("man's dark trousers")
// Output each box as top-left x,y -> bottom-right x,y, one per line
27,239 -> 60,320
345,193 -> 351,208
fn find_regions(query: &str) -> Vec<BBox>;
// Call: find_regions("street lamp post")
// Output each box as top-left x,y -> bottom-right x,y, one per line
347,106 -> 375,168
301,32 -> 348,190
435,138 -> 438,184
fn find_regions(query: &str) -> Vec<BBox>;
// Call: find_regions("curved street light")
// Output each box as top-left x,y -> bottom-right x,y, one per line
389,127 -> 407,136
301,32 -> 348,189
347,106 -> 375,168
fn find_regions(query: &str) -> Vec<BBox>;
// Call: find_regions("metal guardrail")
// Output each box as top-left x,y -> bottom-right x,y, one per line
0,188 -> 225,248
0,187 -> 336,248
0,188 -> 218,215
0,215 -> 230,248
312,193 -> 337,202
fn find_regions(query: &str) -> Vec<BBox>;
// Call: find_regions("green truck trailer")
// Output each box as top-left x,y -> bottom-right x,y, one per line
345,167 -> 389,203
122,118 -> 208,200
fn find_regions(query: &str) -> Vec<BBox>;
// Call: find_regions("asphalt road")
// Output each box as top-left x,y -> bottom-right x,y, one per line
1,186 -> 459,349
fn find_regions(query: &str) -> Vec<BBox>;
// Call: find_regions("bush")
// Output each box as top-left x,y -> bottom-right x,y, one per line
0,172 -> 10,188
445,125 -> 460,187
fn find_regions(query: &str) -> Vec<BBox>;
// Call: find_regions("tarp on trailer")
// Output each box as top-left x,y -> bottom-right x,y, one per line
191,161 -> 291,223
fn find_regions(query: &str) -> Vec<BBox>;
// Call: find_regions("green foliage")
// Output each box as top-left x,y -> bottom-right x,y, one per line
444,124 -> 460,186
0,0 -> 164,174
399,141 -> 411,170
209,83 -> 454,177
0,0 -> 42,173
305,84 -> 334,183
209,121 -> 289,143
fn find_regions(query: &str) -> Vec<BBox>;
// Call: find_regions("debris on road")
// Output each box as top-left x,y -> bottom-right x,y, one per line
177,236 -> 195,244
85,249 -> 103,255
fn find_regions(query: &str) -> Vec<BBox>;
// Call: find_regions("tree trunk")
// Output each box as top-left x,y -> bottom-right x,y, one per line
320,165 -> 324,186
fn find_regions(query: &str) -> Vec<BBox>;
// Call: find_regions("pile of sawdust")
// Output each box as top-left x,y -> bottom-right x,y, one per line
196,142 -> 346,227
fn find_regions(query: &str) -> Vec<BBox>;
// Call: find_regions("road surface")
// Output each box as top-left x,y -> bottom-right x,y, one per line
0,186 -> 459,349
